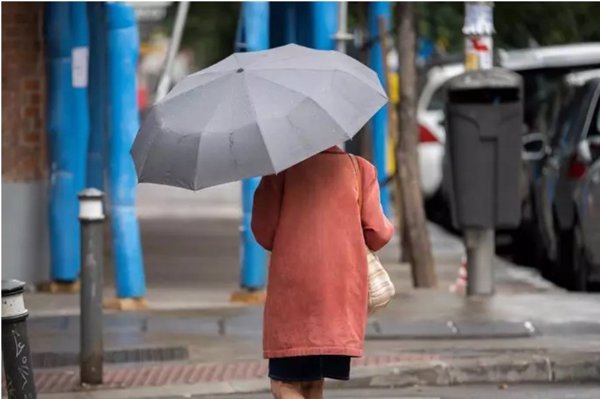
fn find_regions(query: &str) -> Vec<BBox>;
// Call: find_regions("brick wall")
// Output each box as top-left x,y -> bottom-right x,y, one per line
2,2 -> 47,182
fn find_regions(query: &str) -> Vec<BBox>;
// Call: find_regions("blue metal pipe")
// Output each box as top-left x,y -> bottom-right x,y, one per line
70,2 -> 91,193
86,3 -> 106,190
284,2 -> 297,44
240,2 -> 269,290
106,3 -> 146,298
312,1 -> 338,50
368,2 -> 391,217
45,3 -> 80,282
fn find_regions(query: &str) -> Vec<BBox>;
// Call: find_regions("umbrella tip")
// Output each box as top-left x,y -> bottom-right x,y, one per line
236,68 -> 244,73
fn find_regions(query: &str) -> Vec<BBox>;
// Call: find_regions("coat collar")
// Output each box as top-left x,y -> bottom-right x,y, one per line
322,146 -> 345,154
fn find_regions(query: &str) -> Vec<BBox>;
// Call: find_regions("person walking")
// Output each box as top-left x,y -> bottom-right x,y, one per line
252,145 -> 394,399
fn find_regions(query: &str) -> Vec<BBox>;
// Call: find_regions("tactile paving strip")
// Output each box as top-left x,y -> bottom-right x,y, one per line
31,353 -> 440,393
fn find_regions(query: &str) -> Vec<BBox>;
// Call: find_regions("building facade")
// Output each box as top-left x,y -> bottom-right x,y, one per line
2,2 -> 50,284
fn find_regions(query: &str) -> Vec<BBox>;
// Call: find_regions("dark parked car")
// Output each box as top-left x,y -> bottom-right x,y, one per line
525,74 -> 600,289
573,158 -> 600,290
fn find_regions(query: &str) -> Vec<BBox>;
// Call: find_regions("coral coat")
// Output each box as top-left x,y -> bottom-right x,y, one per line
252,146 -> 394,359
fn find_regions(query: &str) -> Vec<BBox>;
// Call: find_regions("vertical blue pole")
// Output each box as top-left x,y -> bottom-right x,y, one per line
311,1 -> 338,50
369,2 -> 391,216
45,3 -> 80,282
70,2 -> 91,193
284,3 -> 297,44
240,2 -> 269,290
87,3 -> 106,190
106,3 -> 146,298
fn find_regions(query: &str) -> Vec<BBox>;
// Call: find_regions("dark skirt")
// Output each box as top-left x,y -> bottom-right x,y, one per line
268,355 -> 351,382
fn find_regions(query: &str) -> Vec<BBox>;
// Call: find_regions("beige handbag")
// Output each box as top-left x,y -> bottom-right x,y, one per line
349,155 -> 395,313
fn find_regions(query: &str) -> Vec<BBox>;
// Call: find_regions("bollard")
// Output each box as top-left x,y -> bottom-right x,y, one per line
78,188 -> 105,384
2,279 -> 37,399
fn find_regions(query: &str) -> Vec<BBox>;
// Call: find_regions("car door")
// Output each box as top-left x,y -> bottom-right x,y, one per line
581,161 -> 600,267
536,87 -> 583,261
554,83 -> 600,232
538,86 -> 593,261
578,88 -> 600,267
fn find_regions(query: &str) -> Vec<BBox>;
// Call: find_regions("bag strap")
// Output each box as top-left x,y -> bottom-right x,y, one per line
349,154 -> 363,209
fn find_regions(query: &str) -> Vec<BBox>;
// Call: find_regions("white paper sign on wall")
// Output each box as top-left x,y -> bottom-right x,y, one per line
72,47 -> 89,88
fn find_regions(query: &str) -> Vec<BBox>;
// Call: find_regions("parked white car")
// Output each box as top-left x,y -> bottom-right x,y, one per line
417,63 -> 463,198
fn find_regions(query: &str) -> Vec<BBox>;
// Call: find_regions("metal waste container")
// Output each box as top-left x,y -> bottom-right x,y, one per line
445,68 -> 523,229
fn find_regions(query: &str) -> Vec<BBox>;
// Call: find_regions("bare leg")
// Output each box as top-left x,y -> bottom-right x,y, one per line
270,380 -> 306,399
302,380 -> 324,399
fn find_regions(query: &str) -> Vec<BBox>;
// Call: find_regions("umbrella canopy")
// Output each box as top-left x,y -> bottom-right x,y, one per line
132,43 -> 388,190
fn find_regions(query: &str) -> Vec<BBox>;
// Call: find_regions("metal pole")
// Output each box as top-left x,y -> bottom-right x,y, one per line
156,1 -> 190,101
79,189 -> 105,385
312,2 -> 338,50
464,229 -> 495,295
334,2 -> 349,53
463,2 -> 494,71
368,2 -> 392,217
87,2 -> 107,190
70,2 -> 91,193
239,2 -> 269,293
2,280 -> 37,399
106,2 -> 147,299
463,2 -> 495,296
45,3 -> 80,284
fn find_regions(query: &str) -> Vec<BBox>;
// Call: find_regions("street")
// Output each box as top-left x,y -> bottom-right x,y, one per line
191,384 -> 600,399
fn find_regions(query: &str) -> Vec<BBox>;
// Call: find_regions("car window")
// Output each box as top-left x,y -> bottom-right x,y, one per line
589,92 -> 600,161
426,85 -> 446,111
588,90 -> 600,138
549,86 -> 582,149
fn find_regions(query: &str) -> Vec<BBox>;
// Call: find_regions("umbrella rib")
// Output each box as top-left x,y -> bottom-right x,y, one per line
239,73 -> 278,173
159,71 -> 233,103
252,67 -> 386,99
234,45 -> 317,68
135,111 -> 164,183
248,72 -> 355,141
247,47 -> 332,69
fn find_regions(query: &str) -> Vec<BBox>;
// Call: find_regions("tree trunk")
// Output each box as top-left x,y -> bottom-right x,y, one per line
376,17 -> 411,264
397,2 -> 438,288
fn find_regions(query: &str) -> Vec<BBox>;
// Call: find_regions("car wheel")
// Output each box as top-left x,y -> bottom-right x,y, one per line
572,222 -> 589,292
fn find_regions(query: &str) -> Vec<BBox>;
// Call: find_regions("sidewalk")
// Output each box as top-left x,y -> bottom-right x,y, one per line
17,205 -> 600,398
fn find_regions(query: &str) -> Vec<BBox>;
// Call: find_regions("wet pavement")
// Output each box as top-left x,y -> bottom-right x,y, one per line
18,215 -> 600,397
196,383 -> 600,399
24,216 -> 600,362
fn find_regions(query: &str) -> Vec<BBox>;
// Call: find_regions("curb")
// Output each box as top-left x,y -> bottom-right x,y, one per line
35,353 -> 600,399
342,352 -> 600,388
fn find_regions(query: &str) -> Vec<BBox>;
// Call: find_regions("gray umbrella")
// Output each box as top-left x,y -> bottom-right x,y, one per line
131,43 -> 388,190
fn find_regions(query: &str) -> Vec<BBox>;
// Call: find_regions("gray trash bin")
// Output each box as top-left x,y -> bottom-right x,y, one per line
445,68 -> 523,229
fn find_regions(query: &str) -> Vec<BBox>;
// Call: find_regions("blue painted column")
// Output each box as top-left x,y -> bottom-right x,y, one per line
45,3 -> 80,282
87,3 -> 106,190
284,3 -> 297,44
312,2 -> 338,50
70,2 -> 91,193
240,2 -> 269,291
369,2 -> 391,216
106,3 -> 146,298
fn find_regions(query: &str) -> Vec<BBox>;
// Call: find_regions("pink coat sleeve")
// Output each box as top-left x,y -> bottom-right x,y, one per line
359,160 -> 395,251
251,173 -> 285,251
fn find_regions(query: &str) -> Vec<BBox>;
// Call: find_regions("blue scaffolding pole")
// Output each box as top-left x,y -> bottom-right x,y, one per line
70,2 -> 91,193
239,2 -> 269,291
106,3 -> 146,298
87,2 -> 107,190
45,3 -> 80,282
369,2 -> 392,217
312,2 -> 338,50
